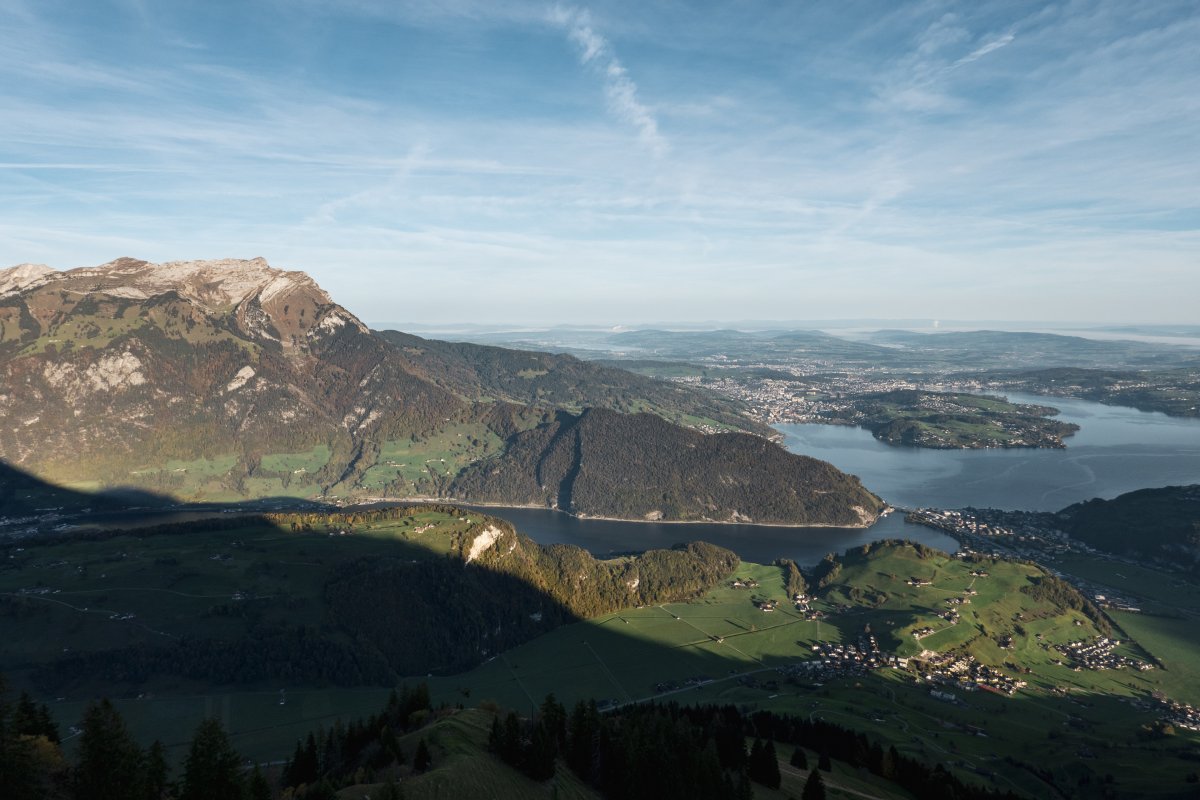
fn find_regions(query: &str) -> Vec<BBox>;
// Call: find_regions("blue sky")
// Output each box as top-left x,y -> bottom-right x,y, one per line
1,0 -> 1197,324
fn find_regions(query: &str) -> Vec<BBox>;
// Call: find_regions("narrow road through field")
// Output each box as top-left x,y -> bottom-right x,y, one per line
581,640 -> 631,703
1,591 -> 177,638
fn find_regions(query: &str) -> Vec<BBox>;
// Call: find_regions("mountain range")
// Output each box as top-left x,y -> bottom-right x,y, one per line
0,258 -> 880,526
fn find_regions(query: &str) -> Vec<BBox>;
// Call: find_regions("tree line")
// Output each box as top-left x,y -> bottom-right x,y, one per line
0,676 -> 267,800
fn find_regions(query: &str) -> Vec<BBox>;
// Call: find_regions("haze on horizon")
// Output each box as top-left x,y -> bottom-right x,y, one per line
2,0 -> 1197,325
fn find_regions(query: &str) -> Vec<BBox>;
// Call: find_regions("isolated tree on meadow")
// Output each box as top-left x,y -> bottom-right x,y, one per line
413,738 -> 432,773
791,745 -> 809,770
803,768 -> 827,800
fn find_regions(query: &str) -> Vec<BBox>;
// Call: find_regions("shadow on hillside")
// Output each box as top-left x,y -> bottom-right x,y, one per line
3,461 -> 1191,798
0,459 -> 333,521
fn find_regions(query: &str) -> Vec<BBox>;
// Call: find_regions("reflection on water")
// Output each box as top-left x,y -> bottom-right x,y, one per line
464,505 -> 959,569
778,393 -> 1200,511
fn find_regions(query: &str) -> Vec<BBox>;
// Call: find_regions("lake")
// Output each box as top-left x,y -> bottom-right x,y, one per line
464,505 -> 958,569
62,394 -> 1198,569
777,392 -> 1200,512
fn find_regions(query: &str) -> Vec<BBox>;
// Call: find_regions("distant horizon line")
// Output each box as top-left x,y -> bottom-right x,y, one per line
372,320 -> 1200,333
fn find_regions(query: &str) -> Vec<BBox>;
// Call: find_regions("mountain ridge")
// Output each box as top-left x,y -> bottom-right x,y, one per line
0,257 -> 880,526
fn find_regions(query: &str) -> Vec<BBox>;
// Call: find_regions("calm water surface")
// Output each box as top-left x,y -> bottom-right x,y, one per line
463,506 -> 957,569
777,393 -> 1200,512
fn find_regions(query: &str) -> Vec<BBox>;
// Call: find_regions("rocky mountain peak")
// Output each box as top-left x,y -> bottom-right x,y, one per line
0,263 -> 57,297
78,256 -> 335,310
1,257 -> 368,349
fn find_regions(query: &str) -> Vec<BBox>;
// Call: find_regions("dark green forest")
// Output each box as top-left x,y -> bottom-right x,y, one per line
1058,485 -> 1200,563
451,408 -> 882,525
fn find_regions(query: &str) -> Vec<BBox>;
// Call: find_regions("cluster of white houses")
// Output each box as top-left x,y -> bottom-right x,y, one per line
784,637 -> 906,681
914,651 -> 1028,696
1053,637 -> 1152,672
1158,697 -> 1200,732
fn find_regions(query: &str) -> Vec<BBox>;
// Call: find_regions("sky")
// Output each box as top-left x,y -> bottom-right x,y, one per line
1,0 -> 1197,325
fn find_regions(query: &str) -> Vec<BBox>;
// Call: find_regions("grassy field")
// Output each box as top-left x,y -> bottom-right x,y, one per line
359,423 -> 503,491
349,708 -> 603,800
430,544 -> 1200,797
1055,554 -> 1200,613
9,517 -> 1200,796
0,509 -> 480,676
259,445 -> 332,475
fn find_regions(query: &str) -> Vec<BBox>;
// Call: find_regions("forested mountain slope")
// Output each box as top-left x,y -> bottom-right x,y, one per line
0,258 -> 877,525
1059,485 -> 1200,563
450,407 -> 881,525
376,329 -> 764,434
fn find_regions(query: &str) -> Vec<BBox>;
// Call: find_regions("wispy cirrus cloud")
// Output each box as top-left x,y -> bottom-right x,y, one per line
954,32 -> 1015,67
549,5 -> 668,157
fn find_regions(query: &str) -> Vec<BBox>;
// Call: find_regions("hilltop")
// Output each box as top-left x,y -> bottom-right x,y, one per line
1059,484 -> 1200,563
0,258 -> 879,525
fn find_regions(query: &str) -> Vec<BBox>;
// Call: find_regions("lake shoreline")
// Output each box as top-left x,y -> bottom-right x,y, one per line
400,497 -> 881,530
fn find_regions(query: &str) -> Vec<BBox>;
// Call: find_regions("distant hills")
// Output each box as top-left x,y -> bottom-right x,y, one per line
1060,485 -> 1200,564
453,324 -> 1200,372
0,258 -> 879,526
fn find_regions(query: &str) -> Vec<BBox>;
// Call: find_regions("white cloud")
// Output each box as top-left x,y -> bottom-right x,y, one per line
954,32 -> 1015,67
549,5 -> 668,157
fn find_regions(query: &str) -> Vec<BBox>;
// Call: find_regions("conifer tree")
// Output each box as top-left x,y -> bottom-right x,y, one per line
567,700 -> 599,778
526,721 -> 557,781
246,764 -> 272,800
413,738 -> 432,773
803,768 -> 827,800
74,699 -> 144,800
488,716 -> 503,753
13,692 -> 59,743
791,746 -> 808,770
760,739 -> 781,788
0,679 -> 39,800
500,711 -> 523,766
141,740 -> 169,800
539,694 -> 567,749
178,717 -> 244,800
